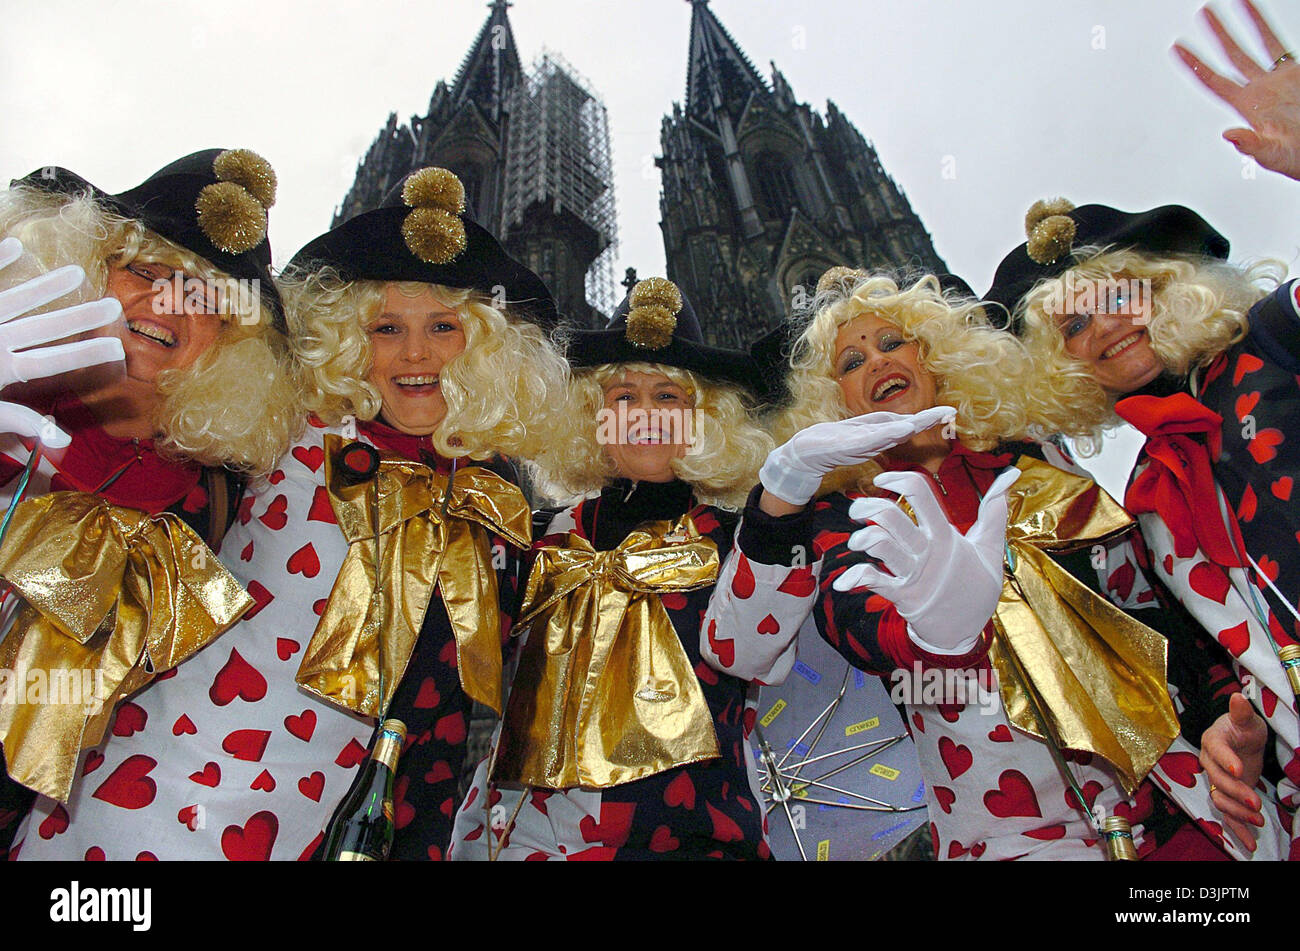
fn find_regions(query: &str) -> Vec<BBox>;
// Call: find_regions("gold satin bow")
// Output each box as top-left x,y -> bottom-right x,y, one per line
0,492 -> 253,803
990,456 -> 1180,794
492,514 -> 721,789
296,435 -> 530,717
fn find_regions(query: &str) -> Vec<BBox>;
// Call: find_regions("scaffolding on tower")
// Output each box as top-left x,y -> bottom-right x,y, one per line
503,50 -> 619,316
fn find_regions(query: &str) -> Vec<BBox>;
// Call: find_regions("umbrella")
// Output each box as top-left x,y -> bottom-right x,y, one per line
753,617 -> 929,860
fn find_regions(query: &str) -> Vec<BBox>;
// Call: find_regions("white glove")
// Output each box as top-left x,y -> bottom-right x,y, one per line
832,467 -> 1019,655
0,237 -> 125,448
759,405 -> 956,506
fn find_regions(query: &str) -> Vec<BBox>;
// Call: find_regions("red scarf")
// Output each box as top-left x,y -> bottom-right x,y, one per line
1115,393 -> 1244,569
21,392 -> 201,514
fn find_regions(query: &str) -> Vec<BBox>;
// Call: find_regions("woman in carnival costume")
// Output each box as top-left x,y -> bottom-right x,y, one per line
449,275 -> 947,860
0,150 -> 299,858
983,185 -> 1300,860
11,166 -> 568,860
981,0 -> 1300,859
783,268 -> 1281,860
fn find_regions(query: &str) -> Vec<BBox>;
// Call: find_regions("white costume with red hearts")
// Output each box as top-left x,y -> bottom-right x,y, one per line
1132,504 -> 1300,849
12,420 -> 374,861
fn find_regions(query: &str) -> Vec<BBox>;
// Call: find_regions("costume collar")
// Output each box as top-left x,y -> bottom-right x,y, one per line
357,416 -> 452,473
879,439 -> 1014,477
42,392 -> 201,513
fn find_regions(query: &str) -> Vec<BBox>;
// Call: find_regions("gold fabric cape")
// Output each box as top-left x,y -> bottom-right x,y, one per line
296,435 -> 530,718
492,514 -> 721,789
0,492 -> 253,803
990,457 -> 1180,794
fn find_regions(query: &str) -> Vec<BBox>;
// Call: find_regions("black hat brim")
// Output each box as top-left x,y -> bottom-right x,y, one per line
566,328 -> 765,398
983,203 -> 1229,333
286,206 -> 558,331
14,157 -> 285,331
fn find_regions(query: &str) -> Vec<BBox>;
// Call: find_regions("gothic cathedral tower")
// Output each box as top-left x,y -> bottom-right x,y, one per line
335,2 -> 618,324
658,0 -> 947,346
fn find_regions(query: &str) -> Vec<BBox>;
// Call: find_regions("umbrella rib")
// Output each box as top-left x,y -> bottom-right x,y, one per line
778,736 -> 906,790
784,775 -> 898,808
789,795 -> 924,813
777,735 -> 906,771
778,667 -> 851,772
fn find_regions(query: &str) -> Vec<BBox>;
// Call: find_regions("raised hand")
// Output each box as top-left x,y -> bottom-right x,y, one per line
833,467 -> 1019,654
0,237 -> 125,447
1173,0 -> 1300,181
758,405 -> 956,507
1199,692 -> 1269,851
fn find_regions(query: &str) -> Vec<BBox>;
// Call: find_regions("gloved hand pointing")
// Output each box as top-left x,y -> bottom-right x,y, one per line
759,405 -> 956,506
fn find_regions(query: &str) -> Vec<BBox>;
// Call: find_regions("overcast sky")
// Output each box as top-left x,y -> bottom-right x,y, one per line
6,0 -> 1300,291
6,0 -> 1299,492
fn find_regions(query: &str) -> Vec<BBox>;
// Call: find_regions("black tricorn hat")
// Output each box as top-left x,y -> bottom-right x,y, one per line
286,167 -> 558,330
14,149 -> 285,330
983,199 -> 1230,333
566,277 -> 764,397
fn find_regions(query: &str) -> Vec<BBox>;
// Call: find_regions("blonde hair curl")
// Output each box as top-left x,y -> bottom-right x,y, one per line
282,267 -> 569,461
1015,247 -> 1284,451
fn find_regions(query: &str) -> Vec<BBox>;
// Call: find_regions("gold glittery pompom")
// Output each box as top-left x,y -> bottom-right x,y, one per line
213,149 -> 277,208
402,207 -> 468,265
629,276 -> 682,314
403,167 -> 466,215
625,303 -> 678,349
195,181 -> 267,254
816,266 -> 867,296
1027,215 -> 1077,266
1024,197 -> 1075,238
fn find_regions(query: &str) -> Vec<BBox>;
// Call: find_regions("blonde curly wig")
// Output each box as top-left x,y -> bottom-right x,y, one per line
527,361 -> 773,510
1015,247 -> 1284,451
282,267 -> 569,461
778,272 -> 1041,495
0,184 -> 300,476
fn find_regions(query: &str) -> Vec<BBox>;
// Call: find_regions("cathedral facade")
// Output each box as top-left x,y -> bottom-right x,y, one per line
658,0 -> 948,347
337,0 -> 947,341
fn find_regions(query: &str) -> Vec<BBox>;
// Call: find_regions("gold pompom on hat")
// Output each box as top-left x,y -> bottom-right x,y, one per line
400,167 -> 469,265
15,148 -> 286,329
213,148 -> 277,208
625,276 -> 683,349
815,265 -> 868,296
1024,197 -> 1078,266
563,273 -> 766,397
195,149 -> 277,255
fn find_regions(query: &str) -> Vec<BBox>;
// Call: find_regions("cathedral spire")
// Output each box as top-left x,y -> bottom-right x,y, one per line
684,0 -> 768,120
450,0 -> 523,115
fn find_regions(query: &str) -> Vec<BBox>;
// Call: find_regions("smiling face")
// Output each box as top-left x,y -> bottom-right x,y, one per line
1052,272 -> 1161,396
365,283 -> 468,436
833,312 -> 939,418
104,260 -> 224,385
600,369 -> 693,483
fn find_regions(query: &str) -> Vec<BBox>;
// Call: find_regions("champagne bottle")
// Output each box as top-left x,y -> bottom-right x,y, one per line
322,719 -> 407,861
